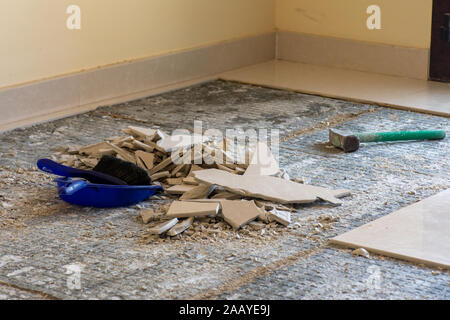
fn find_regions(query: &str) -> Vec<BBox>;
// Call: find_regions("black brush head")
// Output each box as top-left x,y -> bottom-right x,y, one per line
93,155 -> 152,186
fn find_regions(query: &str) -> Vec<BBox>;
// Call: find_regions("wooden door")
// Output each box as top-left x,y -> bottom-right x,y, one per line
429,0 -> 450,82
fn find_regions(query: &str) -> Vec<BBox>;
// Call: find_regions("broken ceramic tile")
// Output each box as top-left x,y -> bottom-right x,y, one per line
179,184 -> 215,200
268,209 -> 291,226
128,126 -> 157,138
167,217 -> 194,236
140,208 -> 164,224
221,200 -> 261,230
132,139 -> 155,153
79,141 -> 111,156
194,169 -> 349,205
211,191 -> 241,200
150,171 -> 170,181
148,218 -> 178,235
135,150 -> 155,170
166,184 -> 197,195
148,156 -> 173,175
166,178 -> 184,185
157,134 -> 206,152
352,248 -> 370,258
166,201 -> 220,218
182,177 -> 199,185
244,142 -> 279,176
105,142 -> 136,163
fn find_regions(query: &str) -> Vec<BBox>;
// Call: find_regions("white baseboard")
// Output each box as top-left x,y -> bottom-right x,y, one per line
0,32 -> 275,132
277,31 -> 429,80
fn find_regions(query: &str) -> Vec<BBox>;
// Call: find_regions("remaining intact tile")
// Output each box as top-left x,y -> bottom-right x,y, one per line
331,189 -> 450,268
148,218 -> 178,235
220,60 -> 450,117
166,201 -> 219,218
167,217 -> 194,236
221,200 -> 261,230
194,169 -> 349,205
166,184 -> 197,195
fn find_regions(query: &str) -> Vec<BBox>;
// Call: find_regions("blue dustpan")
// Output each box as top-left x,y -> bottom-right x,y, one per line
54,178 -> 163,208
37,159 -> 163,207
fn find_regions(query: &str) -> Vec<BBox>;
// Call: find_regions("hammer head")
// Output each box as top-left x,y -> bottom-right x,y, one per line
329,129 -> 360,152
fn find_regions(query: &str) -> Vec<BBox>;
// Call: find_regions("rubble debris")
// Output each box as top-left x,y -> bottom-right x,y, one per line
182,177 -> 199,185
187,165 -> 203,177
148,218 -> 179,235
150,171 -> 171,181
221,200 -> 261,230
166,201 -> 219,218
105,141 -> 136,163
211,191 -> 241,200
244,142 -> 279,176
140,208 -> 164,224
148,156 -> 173,175
167,217 -> 194,236
194,169 -> 349,205
157,134 -> 209,152
53,124 -> 351,240
78,141 -> 110,156
127,126 -> 157,138
166,178 -> 184,185
267,209 -> 291,226
179,184 -> 215,200
166,184 -> 196,195
352,248 -> 370,258
135,151 -> 155,169
257,209 -> 271,223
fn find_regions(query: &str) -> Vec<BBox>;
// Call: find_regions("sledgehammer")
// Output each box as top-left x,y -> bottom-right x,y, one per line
329,128 -> 446,152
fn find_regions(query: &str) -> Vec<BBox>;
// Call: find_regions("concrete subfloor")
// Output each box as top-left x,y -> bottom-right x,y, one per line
0,80 -> 449,300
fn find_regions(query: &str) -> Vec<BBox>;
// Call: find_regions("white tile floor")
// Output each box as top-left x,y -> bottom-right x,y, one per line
220,60 -> 450,117
331,189 -> 450,269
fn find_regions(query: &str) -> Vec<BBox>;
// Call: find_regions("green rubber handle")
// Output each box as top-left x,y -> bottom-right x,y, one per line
356,130 -> 446,143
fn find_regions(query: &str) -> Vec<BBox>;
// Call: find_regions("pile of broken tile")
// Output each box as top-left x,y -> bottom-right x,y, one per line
53,125 -> 350,240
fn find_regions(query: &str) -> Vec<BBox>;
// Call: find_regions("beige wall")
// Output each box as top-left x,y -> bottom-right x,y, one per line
1,0 -> 434,89
276,0 -> 433,49
0,0 -> 275,89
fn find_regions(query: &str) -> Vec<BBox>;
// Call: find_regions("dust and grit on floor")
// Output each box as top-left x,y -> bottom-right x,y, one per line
0,80 -> 449,300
